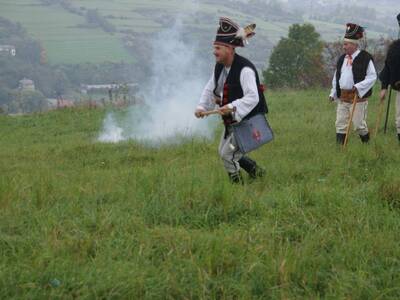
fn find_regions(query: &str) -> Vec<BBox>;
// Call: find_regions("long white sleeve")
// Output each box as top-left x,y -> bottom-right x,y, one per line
354,60 -> 377,98
197,74 -> 216,111
229,67 -> 259,122
330,71 -> 337,99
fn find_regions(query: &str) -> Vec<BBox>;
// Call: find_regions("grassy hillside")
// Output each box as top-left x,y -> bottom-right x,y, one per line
0,0 -> 134,64
0,0 -> 391,65
1,89 -> 400,298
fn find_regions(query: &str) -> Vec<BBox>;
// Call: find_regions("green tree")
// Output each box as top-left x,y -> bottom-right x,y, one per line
263,23 -> 328,89
8,90 -> 47,114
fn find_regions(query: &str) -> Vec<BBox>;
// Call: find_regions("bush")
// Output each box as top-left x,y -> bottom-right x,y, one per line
7,90 -> 47,113
263,23 -> 328,89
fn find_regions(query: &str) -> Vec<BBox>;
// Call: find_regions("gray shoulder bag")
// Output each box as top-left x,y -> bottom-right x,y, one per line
232,113 -> 274,153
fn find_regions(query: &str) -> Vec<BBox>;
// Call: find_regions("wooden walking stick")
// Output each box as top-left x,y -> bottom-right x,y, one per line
343,93 -> 358,148
374,97 -> 385,138
384,86 -> 393,134
200,109 -> 220,117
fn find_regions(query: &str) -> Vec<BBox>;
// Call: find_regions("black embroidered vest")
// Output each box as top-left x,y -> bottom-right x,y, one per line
336,50 -> 374,98
213,54 -> 268,125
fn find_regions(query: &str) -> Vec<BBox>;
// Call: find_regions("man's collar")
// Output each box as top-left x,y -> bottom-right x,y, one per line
351,49 -> 361,59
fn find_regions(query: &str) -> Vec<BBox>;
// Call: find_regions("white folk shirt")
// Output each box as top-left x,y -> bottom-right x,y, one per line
329,49 -> 377,99
197,66 -> 259,122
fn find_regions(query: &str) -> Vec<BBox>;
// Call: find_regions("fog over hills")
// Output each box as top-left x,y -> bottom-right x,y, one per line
1,0 -> 398,67
0,0 -> 398,87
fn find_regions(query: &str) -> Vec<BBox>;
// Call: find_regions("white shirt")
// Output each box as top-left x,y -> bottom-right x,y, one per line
197,66 -> 260,122
330,49 -> 377,99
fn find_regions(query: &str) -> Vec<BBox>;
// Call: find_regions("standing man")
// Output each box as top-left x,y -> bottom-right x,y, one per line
379,13 -> 400,142
329,23 -> 377,144
195,17 -> 268,183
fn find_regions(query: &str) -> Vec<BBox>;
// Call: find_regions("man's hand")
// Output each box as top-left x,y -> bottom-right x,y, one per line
352,86 -> 360,97
194,109 -> 206,119
214,97 -> 222,105
218,105 -> 234,116
380,89 -> 387,102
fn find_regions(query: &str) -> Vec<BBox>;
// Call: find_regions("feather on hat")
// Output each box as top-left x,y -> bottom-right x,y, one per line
214,17 -> 256,48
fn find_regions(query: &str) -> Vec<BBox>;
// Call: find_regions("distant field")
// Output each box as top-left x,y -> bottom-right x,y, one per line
1,89 -> 400,298
0,0 -> 392,65
0,0 -> 134,64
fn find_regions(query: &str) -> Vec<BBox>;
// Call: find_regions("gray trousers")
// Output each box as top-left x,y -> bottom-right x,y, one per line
218,127 -> 244,174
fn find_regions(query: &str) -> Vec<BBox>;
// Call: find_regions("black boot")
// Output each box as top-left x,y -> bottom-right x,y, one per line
360,133 -> 370,144
336,133 -> 346,145
228,172 -> 243,184
239,157 -> 265,179
398,134 -> 400,143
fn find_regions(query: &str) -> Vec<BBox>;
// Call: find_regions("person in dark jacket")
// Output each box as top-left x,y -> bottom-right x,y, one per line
379,13 -> 400,142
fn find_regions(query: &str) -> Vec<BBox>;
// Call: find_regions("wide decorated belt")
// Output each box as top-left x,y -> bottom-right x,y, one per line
340,89 -> 367,103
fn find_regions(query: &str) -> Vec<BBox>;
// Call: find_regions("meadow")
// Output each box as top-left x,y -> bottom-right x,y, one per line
1,89 -> 400,299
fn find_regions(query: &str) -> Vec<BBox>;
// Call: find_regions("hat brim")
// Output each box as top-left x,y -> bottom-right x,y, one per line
343,38 -> 359,45
213,41 -> 239,48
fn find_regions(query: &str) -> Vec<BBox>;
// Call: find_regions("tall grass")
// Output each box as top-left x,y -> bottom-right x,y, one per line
1,89 -> 400,299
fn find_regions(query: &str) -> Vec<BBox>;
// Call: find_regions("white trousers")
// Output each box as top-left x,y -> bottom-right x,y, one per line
336,100 -> 369,136
218,128 -> 244,174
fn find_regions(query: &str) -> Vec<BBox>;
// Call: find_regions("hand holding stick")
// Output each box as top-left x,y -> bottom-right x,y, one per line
195,105 -> 234,118
200,109 -> 220,117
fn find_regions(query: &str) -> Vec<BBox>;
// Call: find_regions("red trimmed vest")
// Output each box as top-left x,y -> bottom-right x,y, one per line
213,54 -> 268,126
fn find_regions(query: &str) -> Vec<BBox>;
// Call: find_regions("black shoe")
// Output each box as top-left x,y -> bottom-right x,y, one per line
398,134 -> 400,143
239,157 -> 265,179
229,172 -> 243,184
336,133 -> 346,145
252,165 -> 266,179
360,133 -> 370,144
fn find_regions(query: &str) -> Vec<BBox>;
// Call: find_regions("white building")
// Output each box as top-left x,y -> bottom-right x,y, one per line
0,45 -> 16,56
19,78 -> 35,91
80,83 -> 137,94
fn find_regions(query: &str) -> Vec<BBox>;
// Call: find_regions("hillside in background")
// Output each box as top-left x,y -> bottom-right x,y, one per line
0,0 -> 397,67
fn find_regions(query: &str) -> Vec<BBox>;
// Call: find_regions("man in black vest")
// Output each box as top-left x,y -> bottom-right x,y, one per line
379,13 -> 400,142
329,23 -> 377,144
194,17 -> 268,183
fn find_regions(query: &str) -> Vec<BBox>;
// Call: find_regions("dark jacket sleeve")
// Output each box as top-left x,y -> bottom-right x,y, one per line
379,60 -> 390,90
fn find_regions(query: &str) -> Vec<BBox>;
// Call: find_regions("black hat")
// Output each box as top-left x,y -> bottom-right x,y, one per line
397,13 -> 400,26
343,23 -> 365,44
214,17 -> 256,48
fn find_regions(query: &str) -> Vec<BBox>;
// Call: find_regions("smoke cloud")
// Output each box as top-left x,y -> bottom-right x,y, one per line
98,9 -> 216,145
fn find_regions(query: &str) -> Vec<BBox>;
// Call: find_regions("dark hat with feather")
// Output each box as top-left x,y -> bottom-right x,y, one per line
343,23 -> 365,44
214,17 -> 256,48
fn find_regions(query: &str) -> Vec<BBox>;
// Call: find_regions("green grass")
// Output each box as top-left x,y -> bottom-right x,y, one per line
1,89 -> 400,298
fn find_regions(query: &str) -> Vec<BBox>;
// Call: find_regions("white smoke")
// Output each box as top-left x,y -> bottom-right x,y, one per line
98,8 -> 216,145
98,114 -> 123,143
